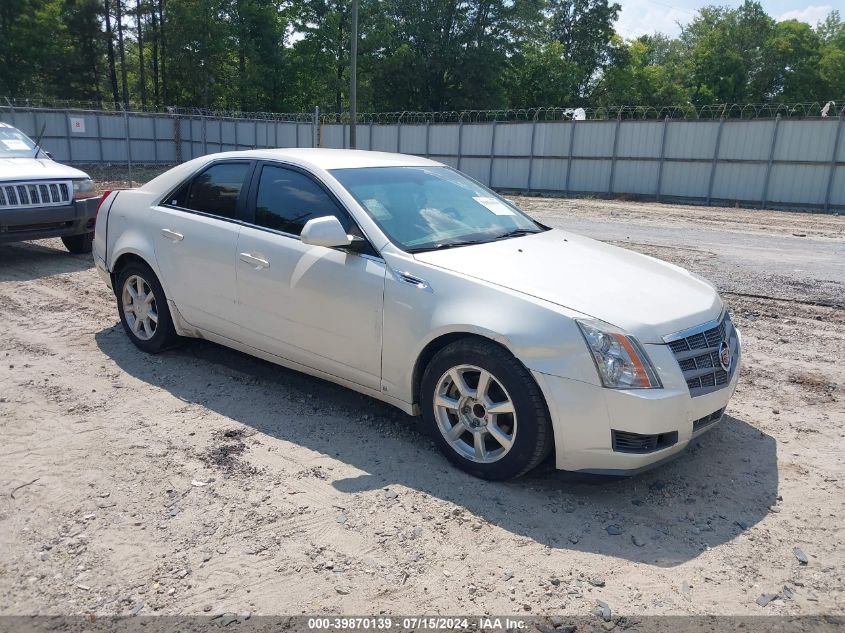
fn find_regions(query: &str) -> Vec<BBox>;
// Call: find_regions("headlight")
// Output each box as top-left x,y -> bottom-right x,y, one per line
73,178 -> 97,200
576,319 -> 662,389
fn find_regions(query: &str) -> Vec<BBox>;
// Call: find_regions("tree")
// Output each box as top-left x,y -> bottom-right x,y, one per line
547,0 -> 621,96
162,0 -> 233,108
817,11 -> 845,100
817,10 -> 845,48
1,0 -> 842,113
158,0 -> 167,104
0,0 -> 103,101
363,0 -> 543,111
149,3 -> 160,105
0,0 -> 35,96
506,41 -> 580,108
680,1 -> 774,104
288,0 -> 352,113
115,0 -> 130,105
136,0 -> 148,107
593,34 -> 691,106
104,0 -> 121,104
763,20 -> 822,102
230,0 -> 288,111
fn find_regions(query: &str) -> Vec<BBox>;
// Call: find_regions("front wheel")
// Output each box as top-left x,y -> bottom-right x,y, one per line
420,338 -> 554,480
116,262 -> 178,353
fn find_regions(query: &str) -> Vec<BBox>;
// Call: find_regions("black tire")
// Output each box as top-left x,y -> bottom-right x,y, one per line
420,337 -> 554,480
61,232 -> 93,254
116,261 -> 179,353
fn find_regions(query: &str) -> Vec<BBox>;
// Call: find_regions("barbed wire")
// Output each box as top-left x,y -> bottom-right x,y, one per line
332,102 -> 844,123
0,97 -> 312,122
2,96 -> 843,123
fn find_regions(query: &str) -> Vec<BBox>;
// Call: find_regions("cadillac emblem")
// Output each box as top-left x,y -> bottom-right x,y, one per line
718,340 -> 732,372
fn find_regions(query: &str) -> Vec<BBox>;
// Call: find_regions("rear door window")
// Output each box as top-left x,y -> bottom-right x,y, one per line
172,162 -> 251,220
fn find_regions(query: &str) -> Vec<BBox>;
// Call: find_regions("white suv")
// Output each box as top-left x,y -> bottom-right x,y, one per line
94,148 -> 741,480
0,122 -> 99,252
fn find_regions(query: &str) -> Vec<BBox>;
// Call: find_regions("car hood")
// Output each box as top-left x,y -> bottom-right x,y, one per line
0,158 -> 89,181
413,229 -> 722,344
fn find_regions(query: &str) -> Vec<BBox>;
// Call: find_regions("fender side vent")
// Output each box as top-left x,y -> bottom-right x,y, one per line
395,271 -> 430,290
612,430 -> 678,454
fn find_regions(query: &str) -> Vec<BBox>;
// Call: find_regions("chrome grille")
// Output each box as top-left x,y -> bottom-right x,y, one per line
664,312 -> 739,397
0,181 -> 71,208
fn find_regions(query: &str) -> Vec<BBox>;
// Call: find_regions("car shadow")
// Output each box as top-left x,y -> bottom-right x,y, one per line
95,327 -> 778,568
0,239 -> 93,281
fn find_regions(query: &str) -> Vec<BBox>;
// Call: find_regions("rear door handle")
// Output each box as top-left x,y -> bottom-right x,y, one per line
160,228 -> 184,242
239,252 -> 270,269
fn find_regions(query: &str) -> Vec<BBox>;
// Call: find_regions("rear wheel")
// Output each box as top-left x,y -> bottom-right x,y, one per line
116,262 -> 178,353
420,337 -> 553,480
61,232 -> 93,254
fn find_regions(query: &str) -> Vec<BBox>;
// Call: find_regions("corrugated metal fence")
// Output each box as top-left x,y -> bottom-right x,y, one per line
0,106 -> 316,165
321,117 -> 845,212
2,105 -> 843,212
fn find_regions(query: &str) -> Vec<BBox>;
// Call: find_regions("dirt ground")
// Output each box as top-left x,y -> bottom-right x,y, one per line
0,181 -> 843,619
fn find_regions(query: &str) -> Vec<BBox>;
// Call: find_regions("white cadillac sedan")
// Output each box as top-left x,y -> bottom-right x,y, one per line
93,149 -> 740,480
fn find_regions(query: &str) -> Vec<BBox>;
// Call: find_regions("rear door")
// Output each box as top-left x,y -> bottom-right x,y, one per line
235,161 -> 386,390
150,160 -> 254,338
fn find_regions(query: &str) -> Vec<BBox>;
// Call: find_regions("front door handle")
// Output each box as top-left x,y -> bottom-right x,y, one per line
160,228 -> 184,242
239,252 -> 270,269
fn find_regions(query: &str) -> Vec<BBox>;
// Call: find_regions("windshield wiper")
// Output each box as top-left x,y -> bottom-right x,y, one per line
31,122 -> 47,158
489,228 -> 544,241
409,229 -> 544,253
407,240 -> 487,253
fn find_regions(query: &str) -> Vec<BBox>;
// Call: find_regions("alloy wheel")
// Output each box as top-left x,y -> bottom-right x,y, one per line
433,364 -> 517,463
121,274 -> 159,341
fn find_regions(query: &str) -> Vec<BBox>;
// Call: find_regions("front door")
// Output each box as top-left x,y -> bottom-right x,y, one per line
235,162 -> 385,390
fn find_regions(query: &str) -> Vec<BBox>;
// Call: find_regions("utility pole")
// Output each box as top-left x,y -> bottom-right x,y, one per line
349,0 -> 358,148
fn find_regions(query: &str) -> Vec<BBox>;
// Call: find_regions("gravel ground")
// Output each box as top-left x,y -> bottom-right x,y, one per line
0,181 -> 843,619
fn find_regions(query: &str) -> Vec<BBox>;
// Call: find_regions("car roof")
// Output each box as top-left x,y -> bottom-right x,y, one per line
139,148 -> 444,195
205,148 -> 440,170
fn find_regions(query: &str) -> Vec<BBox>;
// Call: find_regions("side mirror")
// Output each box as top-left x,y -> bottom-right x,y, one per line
300,215 -> 353,248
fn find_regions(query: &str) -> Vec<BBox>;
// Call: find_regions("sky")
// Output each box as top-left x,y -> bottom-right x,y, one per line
615,0 -> 837,39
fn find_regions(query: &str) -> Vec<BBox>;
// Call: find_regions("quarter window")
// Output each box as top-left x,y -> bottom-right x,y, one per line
254,164 -> 351,236
177,162 -> 250,219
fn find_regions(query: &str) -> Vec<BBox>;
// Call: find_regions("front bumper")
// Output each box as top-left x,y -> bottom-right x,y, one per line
534,334 -> 741,475
0,197 -> 99,242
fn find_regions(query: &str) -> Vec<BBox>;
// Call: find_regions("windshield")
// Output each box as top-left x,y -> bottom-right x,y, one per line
0,126 -> 38,158
330,166 -> 545,252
